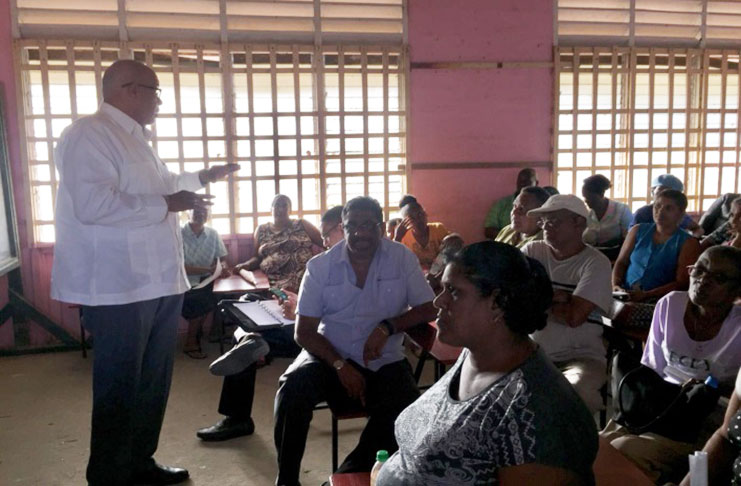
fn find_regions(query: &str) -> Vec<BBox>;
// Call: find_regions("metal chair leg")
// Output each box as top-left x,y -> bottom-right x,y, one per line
80,320 -> 87,358
78,308 -> 87,359
413,350 -> 429,383
331,413 -> 339,472
218,308 -> 225,355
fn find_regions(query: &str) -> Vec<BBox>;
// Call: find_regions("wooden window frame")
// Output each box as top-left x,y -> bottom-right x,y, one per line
14,40 -> 408,244
554,46 -> 741,212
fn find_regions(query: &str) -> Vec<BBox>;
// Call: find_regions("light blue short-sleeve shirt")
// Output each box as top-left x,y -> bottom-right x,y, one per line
297,238 -> 435,371
182,224 -> 228,286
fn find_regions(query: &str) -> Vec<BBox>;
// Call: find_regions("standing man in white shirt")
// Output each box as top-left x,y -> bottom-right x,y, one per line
50,59 -> 238,486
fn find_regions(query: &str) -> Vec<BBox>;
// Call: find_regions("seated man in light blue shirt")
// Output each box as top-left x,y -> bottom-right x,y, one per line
273,196 -> 436,486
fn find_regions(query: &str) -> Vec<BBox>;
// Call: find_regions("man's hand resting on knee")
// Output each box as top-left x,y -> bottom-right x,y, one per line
337,363 -> 366,406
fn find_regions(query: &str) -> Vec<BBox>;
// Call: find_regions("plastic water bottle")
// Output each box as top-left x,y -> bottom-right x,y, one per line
688,450 -> 708,486
369,449 -> 389,486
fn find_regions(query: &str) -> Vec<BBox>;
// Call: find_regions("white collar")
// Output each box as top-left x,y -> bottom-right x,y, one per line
99,102 -> 152,140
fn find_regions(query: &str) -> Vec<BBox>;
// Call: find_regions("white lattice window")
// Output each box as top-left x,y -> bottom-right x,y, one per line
17,42 -> 407,242
12,0 -> 406,244
555,47 -> 741,211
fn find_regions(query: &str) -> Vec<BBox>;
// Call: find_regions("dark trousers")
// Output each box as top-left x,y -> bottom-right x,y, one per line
217,326 -> 300,420
82,294 -> 184,486
273,351 -> 420,486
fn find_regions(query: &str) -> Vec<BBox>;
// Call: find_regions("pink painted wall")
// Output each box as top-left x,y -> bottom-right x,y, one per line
407,0 -> 554,243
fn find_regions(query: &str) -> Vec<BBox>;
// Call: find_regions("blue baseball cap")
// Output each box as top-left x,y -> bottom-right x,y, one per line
651,174 -> 684,192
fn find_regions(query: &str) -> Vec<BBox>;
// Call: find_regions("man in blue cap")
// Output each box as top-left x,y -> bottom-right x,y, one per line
629,174 -> 703,236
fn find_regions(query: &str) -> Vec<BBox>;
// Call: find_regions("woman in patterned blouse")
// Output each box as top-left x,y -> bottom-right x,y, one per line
235,194 -> 323,292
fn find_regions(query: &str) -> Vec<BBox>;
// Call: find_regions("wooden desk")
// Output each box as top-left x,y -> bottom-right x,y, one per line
594,437 -> 654,486
213,274 -> 255,294
212,269 -> 270,353
213,269 -> 270,294
329,472 -> 370,486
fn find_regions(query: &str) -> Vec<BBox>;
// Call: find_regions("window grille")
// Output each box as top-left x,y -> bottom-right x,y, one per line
15,40 -> 407,242
555,46 -> 741,211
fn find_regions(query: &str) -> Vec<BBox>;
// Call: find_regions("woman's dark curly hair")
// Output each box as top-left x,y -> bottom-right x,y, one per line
446,241 -> 553,336
399,194 -> 420,210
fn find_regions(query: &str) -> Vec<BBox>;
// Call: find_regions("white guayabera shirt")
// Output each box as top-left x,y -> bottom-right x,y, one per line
51,103 -> 203,306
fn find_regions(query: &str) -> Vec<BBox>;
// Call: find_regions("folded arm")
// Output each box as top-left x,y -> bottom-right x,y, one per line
550,290 -> 598,328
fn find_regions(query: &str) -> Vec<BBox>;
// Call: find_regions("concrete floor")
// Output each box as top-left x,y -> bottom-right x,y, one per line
0,341 -> 372,486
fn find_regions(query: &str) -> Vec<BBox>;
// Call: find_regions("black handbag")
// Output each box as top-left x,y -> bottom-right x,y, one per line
612,353 -> 720,443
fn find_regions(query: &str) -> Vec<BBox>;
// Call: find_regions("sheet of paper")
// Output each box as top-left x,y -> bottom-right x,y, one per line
192,259 -> 222,290
233,300 -> 293,326
239,268 -> 257,285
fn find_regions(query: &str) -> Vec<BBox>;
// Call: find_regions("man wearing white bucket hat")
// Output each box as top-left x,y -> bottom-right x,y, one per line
521,194 -> 613,413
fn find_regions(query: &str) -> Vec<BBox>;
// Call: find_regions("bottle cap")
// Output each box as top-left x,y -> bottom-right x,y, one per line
704,375 -> 719,389
376,450 -> 389,462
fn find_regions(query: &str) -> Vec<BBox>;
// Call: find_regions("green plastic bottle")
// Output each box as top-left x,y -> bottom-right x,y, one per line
369,449 -> 389,486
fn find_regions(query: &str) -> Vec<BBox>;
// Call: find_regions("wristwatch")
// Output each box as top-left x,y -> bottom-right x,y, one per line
332,359 -> 346,372
380,318 -> 395,335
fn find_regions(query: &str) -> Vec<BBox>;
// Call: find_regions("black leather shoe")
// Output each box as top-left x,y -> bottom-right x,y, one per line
131,462 -> 189,485
196,416 -> 255,441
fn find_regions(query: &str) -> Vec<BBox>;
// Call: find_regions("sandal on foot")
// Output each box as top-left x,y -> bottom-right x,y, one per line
184,348 -> 208,359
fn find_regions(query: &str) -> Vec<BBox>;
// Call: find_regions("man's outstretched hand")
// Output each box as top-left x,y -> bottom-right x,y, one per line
199,164 -> 240,184
164,191 -> 214,212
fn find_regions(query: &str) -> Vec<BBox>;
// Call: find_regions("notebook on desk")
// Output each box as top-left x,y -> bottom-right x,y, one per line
221,299 -> 293,331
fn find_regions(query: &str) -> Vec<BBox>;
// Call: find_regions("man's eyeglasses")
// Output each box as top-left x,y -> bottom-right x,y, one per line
687,265 -> 739,285
321,223 -> 340,239
537,216 -> 568,230
343,221 -> 381,234
121,82 -> 162,98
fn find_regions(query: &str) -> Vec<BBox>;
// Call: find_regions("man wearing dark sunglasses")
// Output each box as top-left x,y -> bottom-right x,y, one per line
51,59 -> 238,485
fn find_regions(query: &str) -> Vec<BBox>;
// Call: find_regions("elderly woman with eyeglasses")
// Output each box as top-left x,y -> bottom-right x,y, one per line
376,242 -> 599,485
601,246 -> 741,484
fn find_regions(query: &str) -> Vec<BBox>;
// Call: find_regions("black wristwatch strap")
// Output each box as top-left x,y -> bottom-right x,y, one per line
380,319 -> 395,335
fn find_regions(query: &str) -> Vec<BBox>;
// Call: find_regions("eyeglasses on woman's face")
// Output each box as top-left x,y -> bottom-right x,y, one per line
687,264 -> 739,286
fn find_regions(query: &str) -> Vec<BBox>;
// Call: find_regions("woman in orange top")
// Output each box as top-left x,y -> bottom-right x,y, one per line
393,194 -> 450,269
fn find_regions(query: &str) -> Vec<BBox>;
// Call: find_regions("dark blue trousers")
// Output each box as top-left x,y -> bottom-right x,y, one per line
82,294 -> 184,486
